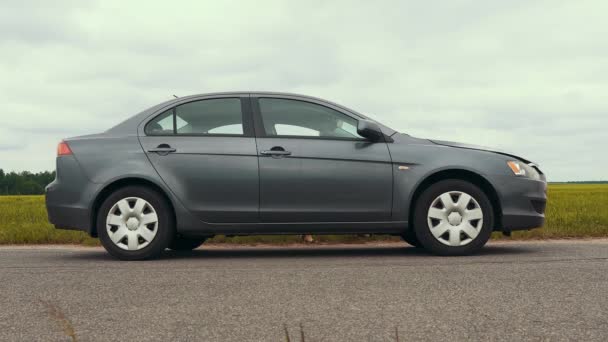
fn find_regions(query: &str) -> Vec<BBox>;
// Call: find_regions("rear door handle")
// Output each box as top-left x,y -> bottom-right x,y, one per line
260,150 -> 291,156
148,148 -> 176,153
148,144 -> 176,154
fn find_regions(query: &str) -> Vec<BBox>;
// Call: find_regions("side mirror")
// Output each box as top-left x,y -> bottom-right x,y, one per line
357,120 -> 384,142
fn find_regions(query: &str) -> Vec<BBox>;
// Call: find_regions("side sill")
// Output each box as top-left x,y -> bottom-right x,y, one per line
177,221 -> 408,236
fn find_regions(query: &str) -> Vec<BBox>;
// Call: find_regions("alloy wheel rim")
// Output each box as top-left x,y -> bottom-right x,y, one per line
427,191 -> 483,246
106,197 -> 158,251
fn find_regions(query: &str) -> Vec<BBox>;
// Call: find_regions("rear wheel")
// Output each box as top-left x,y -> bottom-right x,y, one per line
97,186 -> 174,260
413,179 -> 494,256
169,237 -> 207,251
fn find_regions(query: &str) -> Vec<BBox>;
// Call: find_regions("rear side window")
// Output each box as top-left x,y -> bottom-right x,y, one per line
176,98 -> 243,135
145,98 -> 244,136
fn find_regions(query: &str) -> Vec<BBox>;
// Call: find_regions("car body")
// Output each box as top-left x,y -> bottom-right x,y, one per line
45,92 -> 547,259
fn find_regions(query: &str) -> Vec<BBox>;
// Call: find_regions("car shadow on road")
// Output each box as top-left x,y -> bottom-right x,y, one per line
167,244 -> 536,259
59,244 -> 537,262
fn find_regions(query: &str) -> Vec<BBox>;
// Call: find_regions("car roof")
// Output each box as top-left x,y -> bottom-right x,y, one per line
155,91 -> 368,115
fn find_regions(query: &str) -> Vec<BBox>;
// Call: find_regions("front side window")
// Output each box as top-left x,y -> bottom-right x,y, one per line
258,98 -> 363,139
145,98 -> 244,135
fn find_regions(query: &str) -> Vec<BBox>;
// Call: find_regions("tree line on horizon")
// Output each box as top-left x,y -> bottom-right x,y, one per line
0,169 -> 56,195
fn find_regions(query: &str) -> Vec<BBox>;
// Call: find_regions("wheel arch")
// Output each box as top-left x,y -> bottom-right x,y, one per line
89,177 -> 176,237
407,168 -> 502,230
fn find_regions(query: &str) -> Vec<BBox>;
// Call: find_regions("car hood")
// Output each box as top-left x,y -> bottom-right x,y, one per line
429,139 -> 534,164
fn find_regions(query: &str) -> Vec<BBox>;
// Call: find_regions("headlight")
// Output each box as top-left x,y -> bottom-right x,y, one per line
507,161 -> 540,179
507,161 -> 526,176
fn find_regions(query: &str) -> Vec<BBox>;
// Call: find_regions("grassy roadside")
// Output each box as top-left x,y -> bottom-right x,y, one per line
0,196 -> 99,246
1,184 -> 607,245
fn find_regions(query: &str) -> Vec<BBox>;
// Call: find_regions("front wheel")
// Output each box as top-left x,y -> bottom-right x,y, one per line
97,186 -> 174,260
413,179 -> 494,256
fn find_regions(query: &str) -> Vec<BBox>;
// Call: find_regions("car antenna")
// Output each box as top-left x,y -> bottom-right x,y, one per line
173,94 -> 179,98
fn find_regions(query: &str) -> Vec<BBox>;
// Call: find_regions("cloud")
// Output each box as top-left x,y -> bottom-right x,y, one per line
0,0 -> 606,181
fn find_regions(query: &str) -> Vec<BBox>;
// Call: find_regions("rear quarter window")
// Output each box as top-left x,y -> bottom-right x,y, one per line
145,110 -> 174,135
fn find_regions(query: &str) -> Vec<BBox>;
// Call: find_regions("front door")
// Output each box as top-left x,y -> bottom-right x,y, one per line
139,96 -> 259,223
253,96 -> 393,223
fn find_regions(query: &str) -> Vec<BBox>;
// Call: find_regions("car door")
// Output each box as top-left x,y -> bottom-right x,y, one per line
253,96 -> 393,223
139,95 -> 259,223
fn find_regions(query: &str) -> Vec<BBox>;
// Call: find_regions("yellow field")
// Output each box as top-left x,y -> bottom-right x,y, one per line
0,184 -> 607,245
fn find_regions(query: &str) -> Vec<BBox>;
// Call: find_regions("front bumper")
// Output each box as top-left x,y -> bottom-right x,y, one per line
502,213 -> 545,231
491,174 -> 547,232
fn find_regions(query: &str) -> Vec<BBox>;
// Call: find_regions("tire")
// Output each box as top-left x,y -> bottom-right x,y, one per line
401,230 -> 421,247
169,237 -> 206,251
413,179 -> 494,256
97,186 -> 174,260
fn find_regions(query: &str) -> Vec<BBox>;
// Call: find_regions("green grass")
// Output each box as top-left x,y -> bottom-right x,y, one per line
0,196 -> 98,245
1,184 -> 607,245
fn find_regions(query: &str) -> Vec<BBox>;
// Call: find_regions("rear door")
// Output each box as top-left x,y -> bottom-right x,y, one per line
139,95 -> 259,223
252,96 -> 393,223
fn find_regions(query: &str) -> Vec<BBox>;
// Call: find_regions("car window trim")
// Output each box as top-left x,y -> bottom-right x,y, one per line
142,133 -> 251,138
250,96 -> 367,141
172,107 -> 177,134
257,135 -> 367,142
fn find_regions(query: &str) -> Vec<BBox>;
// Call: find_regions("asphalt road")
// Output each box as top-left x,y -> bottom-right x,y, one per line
0,240 -> 607,342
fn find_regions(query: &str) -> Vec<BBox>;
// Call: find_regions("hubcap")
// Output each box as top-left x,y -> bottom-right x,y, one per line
447,212 -> 463,226
427,191 -> 483,247
106,197 -> 158,251
126,217 -> 140,230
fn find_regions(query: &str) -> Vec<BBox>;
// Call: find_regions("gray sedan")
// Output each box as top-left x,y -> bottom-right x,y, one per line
45,92 -> 546,260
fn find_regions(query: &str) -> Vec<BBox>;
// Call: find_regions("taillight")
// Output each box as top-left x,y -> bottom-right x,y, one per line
57,141 -> 73,156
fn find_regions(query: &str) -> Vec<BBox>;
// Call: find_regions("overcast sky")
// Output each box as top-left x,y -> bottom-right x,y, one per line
1,0 -> 606,181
